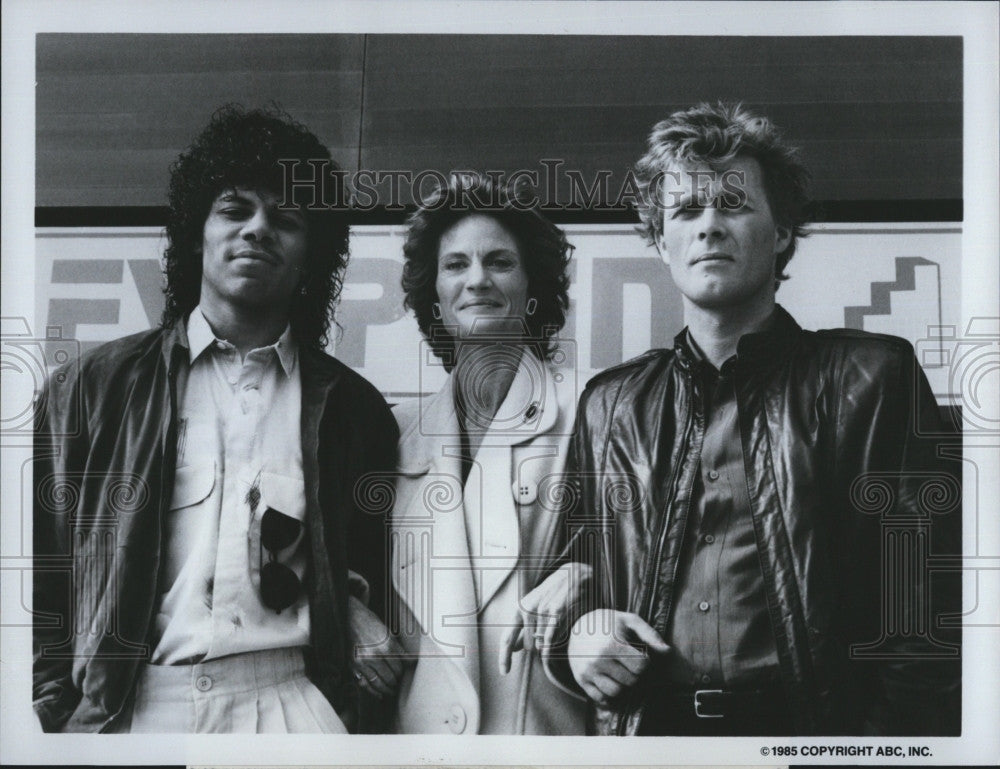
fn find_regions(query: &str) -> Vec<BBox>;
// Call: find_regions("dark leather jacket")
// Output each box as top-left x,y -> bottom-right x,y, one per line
562,306 -> 961,735
33,324 -> 398,732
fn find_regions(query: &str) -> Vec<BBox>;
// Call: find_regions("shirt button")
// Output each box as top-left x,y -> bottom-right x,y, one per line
447,704 -> 467,733
698,601 -> 711,612
703,534 -> 715,544
707,469 -> 720,481
195,675 -> 213,692
701,674 -> 712,684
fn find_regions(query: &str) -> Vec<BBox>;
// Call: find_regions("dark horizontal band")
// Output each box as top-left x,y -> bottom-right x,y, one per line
34,200 -> 962,228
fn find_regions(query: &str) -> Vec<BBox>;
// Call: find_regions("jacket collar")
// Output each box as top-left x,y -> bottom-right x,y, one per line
397,350 -> 560,474
297,344 -> 345,394
159,322 -> 188,373
673,304 -> 801,373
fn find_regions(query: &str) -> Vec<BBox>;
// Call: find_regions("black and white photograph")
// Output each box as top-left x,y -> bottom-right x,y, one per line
1,0 -> 998,766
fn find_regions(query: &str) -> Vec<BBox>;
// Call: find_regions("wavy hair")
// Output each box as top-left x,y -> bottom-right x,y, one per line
635,102 -> 811,284
160,104 -> 349,349
401,172 -> 573,370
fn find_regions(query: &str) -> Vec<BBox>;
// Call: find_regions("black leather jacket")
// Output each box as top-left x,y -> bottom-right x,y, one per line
562,306 -> 961,735
33,325 -> 398,732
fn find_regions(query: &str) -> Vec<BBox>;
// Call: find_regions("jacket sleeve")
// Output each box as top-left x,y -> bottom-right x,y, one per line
838,342 -> 961,735
346,392 -> 399,622
541,383 -> 615,697
343,388 -> 399,733
32,361 -> 87,732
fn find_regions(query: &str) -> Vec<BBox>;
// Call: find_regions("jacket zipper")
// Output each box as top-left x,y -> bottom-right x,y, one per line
617,369 -> 697,735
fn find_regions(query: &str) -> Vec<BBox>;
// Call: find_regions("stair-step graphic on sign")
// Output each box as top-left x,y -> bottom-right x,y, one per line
844,256 -> 941,331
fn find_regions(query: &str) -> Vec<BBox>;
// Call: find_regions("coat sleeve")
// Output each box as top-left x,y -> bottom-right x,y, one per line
32,361 -> 87,732
837,341 -> 962,735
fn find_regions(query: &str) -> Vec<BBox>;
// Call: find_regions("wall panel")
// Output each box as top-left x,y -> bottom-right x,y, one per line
36,34 -> 366,206
36,34 -> 961,212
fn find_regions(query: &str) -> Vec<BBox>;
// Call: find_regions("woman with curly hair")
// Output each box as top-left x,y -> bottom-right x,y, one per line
388,172 -> 587,734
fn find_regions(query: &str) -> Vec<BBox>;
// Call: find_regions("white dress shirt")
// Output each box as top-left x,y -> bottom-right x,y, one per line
151,308 -> 309,664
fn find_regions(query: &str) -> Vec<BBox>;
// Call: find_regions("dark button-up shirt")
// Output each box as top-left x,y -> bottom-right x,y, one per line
662,333 -> 780,688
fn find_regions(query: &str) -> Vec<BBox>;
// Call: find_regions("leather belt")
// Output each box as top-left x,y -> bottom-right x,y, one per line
659,685 -> 787,719
637,683 -> 792,736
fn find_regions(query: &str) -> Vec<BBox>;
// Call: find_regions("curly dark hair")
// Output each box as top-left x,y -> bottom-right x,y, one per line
635,102 -> 812,284
401,172 -> 573,370
160,104 -> 349,349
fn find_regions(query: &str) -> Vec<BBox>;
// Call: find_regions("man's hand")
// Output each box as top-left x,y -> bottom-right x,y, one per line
498,562 -> 593,674
567,609 -> 670,706
348,595 -> 405,699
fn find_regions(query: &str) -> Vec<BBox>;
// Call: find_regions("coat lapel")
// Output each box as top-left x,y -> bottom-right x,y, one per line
469,354 -> 560,608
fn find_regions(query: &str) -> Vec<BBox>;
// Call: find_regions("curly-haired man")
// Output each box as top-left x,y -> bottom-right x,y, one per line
33,106 -> 398,733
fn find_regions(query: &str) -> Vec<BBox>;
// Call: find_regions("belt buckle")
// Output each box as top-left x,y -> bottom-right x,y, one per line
693,689 -> 724,718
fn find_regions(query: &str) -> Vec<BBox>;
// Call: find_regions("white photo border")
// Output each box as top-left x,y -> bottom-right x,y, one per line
2,1 -> 998,766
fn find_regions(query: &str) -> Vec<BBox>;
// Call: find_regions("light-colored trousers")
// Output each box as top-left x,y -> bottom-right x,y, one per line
121,646 -> 347,733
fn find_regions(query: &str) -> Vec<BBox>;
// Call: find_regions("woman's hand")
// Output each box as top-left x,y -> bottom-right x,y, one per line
566,609 -> 671,706
498,561 -> 593,674
348,596 -> 405,699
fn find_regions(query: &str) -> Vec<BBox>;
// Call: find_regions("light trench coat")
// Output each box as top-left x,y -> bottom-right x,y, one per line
390,351 -> 586,734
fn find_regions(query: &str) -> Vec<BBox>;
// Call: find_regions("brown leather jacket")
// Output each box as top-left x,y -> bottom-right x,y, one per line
33,324 -> 398,732
560,306 -> 961,735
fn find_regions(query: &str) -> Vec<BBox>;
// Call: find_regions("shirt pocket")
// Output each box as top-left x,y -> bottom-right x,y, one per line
258,470 -> 306,525
247,470 -> 308,590
169,461 -> 216,510
161,461 -> 217,590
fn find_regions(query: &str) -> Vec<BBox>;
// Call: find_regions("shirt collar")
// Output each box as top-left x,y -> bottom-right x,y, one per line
674,305 -> 798,372
271,326 -> 297,377
185,306 -> 297,377
186,307 -> 217,363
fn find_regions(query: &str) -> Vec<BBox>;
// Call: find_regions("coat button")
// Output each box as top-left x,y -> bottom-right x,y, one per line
511,480 -> 538,506
195,675 -> 213,692
698,601 -> 710,612
447,704 -> 467,733
707,469 -> 720,481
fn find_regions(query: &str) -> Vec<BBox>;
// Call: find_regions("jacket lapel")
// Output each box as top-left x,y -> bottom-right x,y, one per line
296,348 -> 347,689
